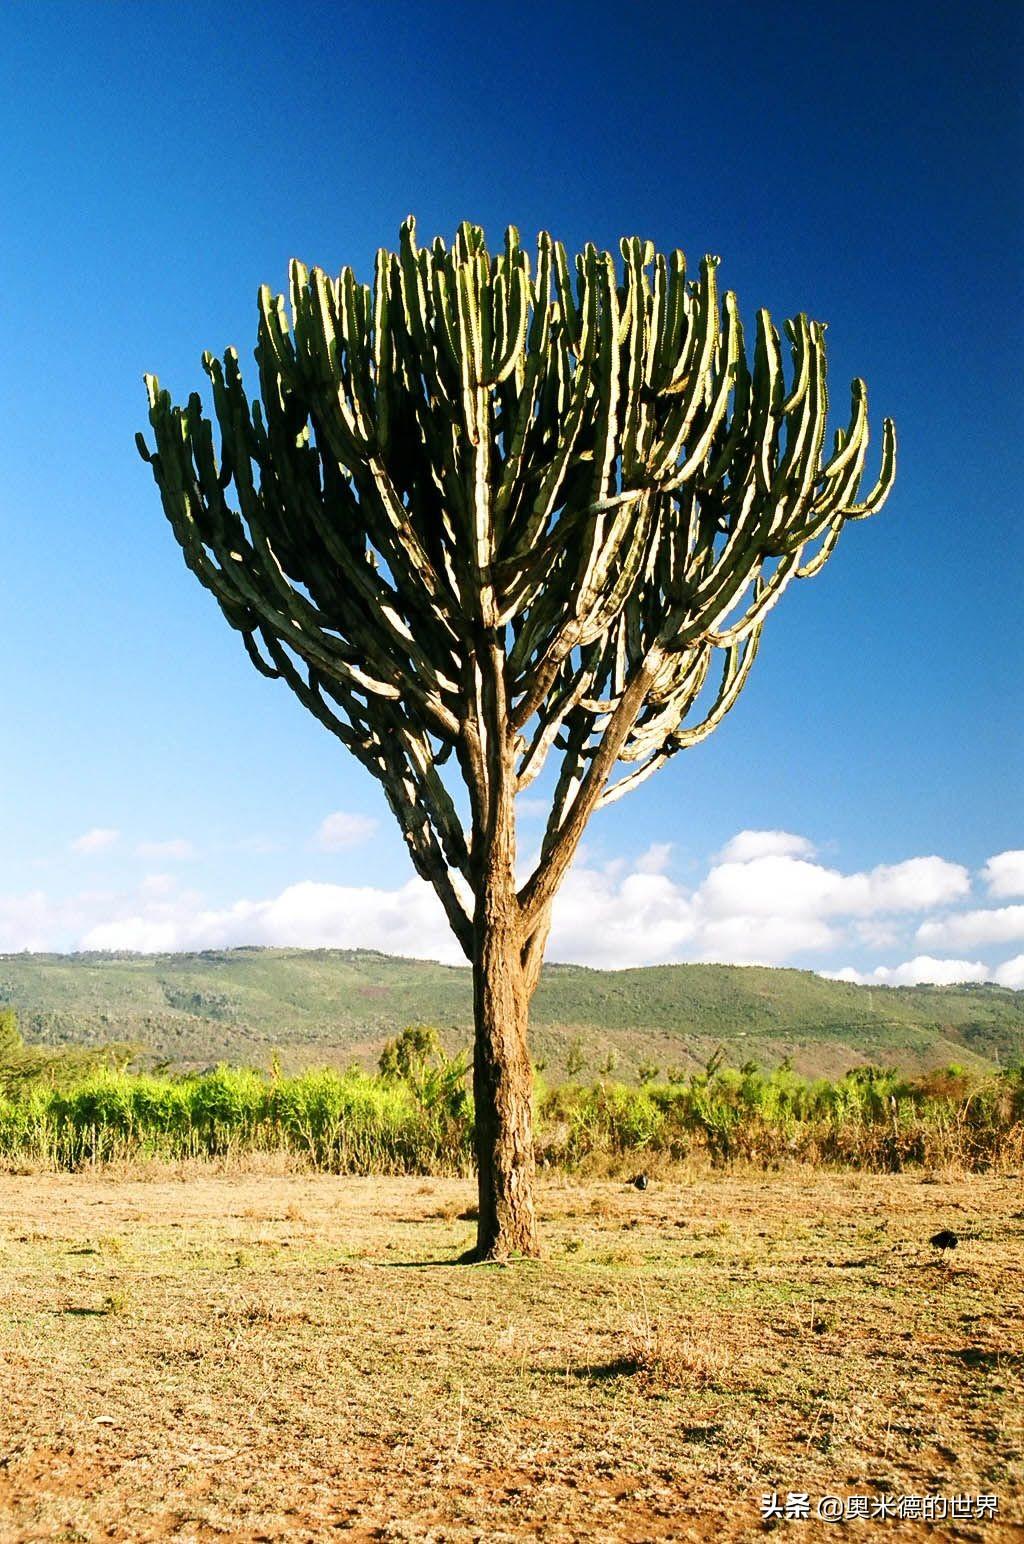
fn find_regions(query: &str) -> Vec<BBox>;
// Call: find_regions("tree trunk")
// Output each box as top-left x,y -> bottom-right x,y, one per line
469,792 -> 539,1261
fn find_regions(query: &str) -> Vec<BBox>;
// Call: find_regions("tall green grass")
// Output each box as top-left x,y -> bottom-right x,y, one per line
0,1047 -> 1021,1173
539,1060 -> 1024,1171
0,1064 -> 470,1171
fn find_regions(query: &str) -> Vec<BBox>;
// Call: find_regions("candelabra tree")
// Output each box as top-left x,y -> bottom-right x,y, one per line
138,218 -> 896,1259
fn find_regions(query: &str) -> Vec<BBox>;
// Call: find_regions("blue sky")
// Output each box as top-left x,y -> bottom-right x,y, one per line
0,0 -> 1021,983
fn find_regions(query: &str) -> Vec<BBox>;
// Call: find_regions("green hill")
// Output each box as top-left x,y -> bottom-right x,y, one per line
1,948 -> 1020,1080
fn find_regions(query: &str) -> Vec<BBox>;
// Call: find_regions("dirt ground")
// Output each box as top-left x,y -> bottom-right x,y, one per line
0,1163 -> 1021,1542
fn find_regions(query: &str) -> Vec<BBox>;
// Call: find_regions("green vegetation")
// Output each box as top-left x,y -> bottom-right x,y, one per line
1,1018 -> 1020,1174
541,1059 -> 1024,1170
0,1005 -> 138,1092
1,948 -> 1020,1080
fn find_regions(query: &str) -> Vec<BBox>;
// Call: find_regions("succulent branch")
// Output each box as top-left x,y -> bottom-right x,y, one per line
139,217 -> 895,955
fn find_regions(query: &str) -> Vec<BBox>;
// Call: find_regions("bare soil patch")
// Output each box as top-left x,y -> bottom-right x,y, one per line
0,1167 -> 1021,1540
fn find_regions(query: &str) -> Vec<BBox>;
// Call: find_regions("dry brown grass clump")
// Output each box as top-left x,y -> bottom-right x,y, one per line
622,1300 -> 734,1393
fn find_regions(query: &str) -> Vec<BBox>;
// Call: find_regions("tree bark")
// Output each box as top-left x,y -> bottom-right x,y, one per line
458,626 -> 541,1261
471,899 -> 538,1259
468,728 -> 539,1260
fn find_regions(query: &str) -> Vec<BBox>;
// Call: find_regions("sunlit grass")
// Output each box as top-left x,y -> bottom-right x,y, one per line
1,1043 -> 1021,1173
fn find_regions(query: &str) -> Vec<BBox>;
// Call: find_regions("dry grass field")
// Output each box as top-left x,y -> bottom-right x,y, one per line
0,1163 -> 1021,1542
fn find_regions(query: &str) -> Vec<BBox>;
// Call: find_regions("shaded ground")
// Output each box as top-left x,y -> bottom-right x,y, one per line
0,1164 -> 1021,1540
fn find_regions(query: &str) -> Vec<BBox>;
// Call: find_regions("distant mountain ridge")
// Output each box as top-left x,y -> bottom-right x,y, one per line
1,947 -> 1020,1081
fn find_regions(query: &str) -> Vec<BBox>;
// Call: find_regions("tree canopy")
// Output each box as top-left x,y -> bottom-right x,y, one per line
140,218 -> 894,958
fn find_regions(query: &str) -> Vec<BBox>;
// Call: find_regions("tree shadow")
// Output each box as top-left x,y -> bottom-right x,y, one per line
951,1347 -> 1022,1372
552,1358 -> 644,1381
380,1257 -> 466,1268
381,1251 -> 523,1268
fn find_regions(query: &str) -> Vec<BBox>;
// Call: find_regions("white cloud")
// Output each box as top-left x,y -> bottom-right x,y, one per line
0,890 -> 66,952
313,812 -> 378,852
993,954 -> 1024,990
135,839 -> 195,861
79,877 -> 462,964
700,855 -> 839,921
71,828 -> 119,856
0,889 -> 115,952
697,852 -> 968,926
714,829 -> 816,863
826,956 -> 990,987
851,856 -> 971,912
852,920 -> 902,949
981,850 -> 1024,899
634,842 -> 673,875
549,867 -> 697,968
697,912 -> 839,964
916,905 -> 1024,951
5,826 -> 1021,985
548,850 -> 839,969
81,917 -> 184,953
543,836 -> 955,969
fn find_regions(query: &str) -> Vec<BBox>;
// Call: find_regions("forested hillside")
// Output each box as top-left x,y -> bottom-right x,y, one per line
0,949 -> 1019,1079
